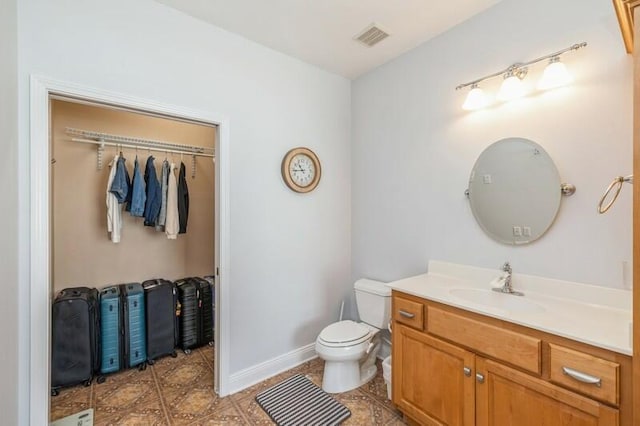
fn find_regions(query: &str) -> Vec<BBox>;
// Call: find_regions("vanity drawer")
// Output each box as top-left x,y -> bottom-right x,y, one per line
393,296 -> 424,331
549,344 -> 619,406
427,307 -> 541,374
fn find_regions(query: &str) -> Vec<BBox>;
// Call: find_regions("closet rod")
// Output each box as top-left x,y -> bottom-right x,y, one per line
71,138 -> 215,158
66,127 -> 215,156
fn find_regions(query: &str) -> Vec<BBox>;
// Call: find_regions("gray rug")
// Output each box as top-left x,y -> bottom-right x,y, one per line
255,374 -> 351,426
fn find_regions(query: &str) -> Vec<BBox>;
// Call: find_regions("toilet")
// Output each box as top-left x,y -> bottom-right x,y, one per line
315,279 -> 391,393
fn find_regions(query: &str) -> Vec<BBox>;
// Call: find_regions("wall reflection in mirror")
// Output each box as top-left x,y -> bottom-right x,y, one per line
467,137 -> 572,245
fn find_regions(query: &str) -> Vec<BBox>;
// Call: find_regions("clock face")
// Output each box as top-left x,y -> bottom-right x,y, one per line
281,147 -> 321,193
289,154 -> 316,187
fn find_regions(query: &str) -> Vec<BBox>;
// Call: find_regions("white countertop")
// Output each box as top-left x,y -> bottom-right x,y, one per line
386,261 -> 633,356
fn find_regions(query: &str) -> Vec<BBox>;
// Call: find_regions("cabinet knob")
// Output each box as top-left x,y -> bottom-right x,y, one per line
463,367 -> 472,377
476,373 -> 485,384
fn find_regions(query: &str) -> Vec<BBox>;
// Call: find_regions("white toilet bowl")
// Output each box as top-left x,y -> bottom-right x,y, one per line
315,320 -> 381,393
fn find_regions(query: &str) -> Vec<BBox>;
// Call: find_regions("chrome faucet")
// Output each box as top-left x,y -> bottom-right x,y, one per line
492,262 -> 524,296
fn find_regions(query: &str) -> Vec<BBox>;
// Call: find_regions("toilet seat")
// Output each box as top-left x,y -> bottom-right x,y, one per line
318,320 -> 373,348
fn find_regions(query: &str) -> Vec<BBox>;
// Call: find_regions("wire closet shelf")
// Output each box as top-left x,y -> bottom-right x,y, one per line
66,127 -> 215,176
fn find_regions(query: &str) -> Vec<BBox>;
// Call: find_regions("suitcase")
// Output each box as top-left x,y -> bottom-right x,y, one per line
142,279 -> 179,364
99,286 -> 122,377
193,277 -> 214,346
175,278 -> 201,353
120,283 -> 147,369
51,287 -> 100,396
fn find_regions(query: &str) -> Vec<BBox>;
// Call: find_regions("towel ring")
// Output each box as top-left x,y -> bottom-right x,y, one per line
598,175 -> 633,214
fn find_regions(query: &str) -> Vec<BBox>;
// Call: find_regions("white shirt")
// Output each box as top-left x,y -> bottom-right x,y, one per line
165,162 -> 179,240
106,154 -> 122,243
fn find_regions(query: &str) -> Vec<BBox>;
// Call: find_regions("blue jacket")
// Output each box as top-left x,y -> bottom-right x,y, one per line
109,156 -> 130,204
128,156 -> 146,217
143,156 -> 162,226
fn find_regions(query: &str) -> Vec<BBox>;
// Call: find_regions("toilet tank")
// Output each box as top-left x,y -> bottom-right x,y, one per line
354,279 -> 391,329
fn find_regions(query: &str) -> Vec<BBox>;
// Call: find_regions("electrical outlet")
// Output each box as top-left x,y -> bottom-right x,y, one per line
483,174 -> 492,184
513,226 -> 522,236
523,226 -> 531,237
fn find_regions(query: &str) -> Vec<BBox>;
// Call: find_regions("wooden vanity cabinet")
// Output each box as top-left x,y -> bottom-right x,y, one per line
391,291 -> 631,426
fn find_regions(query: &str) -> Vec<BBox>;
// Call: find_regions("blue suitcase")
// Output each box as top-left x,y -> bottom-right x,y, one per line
120,283 -> 147,369
99,286 -> 122,376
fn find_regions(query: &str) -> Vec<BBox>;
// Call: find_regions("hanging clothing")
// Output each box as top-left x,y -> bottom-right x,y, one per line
177,161 -> 189,234
143,156 -> 162,227
109,155 -> 130,204
129,156 -> 146,217
156,159 -> 170,231
165,163 -> 179,240
106,154 -> 122,243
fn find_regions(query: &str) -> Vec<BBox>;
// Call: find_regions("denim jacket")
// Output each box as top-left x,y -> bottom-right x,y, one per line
143,156 -> 162,227
128,156 -> 146,217
109,155 -> 130,204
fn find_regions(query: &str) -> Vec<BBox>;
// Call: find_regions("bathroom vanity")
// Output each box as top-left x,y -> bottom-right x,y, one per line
388,261 -> 632,425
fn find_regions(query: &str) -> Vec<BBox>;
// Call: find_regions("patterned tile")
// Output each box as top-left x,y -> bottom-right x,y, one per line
50,382 -> 93,421
51,347 -> 406,426
198,345 -> 215,368
189,399 -> 248,425
231,394 -> 275,425
93,380 -> 163,415
162,386 -> 221,425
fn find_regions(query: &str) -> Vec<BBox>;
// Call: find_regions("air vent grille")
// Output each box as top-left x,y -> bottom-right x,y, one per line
354,24 -> 389,47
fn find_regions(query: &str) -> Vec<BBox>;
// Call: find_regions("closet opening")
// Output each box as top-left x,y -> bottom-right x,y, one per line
32,82 -> 229,424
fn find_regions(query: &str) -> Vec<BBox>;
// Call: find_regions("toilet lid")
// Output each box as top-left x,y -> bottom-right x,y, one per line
318,320 -> 370,345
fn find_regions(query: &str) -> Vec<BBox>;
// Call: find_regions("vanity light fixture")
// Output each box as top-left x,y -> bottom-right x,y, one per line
462,84 -> 490,111
456,42 -> 587,110
497,67 -> 528,101
537,56 -> 572,90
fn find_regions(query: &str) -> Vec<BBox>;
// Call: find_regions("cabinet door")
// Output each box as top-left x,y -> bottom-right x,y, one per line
393,324 -> 475,425
476,357 -> 619,426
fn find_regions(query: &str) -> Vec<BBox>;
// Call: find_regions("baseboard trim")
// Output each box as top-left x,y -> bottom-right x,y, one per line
228,343 -> 318,394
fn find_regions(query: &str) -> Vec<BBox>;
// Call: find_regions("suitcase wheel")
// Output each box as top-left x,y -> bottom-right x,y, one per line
208,341 -> 214,347
138,363 -> 147,371
184,349 -> 192,355
171,351 -> 178,358
147,359 -> 155,366
97,376 -> 106,385
84,379 -> 92,387
51,388 -> 59,397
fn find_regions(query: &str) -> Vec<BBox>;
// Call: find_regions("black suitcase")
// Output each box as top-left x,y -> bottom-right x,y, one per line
192,277 -> 214,346
51,287 -> 100,396
142,279 -> 179,364
175,278 -> 201,354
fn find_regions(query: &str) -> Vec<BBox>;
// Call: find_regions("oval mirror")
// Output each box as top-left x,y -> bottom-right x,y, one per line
468,137 -> 562,245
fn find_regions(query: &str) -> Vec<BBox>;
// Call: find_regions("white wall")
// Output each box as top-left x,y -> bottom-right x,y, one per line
352,0 -> 633,289
17,0 -> 351,417
0,0 -> 19,423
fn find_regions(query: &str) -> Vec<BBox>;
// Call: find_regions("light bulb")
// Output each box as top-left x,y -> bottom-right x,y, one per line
538,57 -> 572,90
462,84 -> 490,110
497,72 -> 526,101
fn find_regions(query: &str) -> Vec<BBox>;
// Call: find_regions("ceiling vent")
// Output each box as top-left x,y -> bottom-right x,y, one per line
354,24 -> 390,47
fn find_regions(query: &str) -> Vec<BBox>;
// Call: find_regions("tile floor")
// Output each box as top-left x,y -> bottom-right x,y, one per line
50,346 -> 406,425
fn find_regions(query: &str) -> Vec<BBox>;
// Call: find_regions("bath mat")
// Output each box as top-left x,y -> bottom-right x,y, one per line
255,374 -> 351,426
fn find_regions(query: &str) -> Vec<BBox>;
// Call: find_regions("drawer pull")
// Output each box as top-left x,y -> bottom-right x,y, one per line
463,367 -> 472,377
398,310 -> 415,319
562,366 -> 602,387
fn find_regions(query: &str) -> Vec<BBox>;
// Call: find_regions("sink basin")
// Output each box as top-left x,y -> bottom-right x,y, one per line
449,288 -> 545,314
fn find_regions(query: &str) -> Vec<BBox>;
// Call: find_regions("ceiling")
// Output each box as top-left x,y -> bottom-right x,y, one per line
155,0 -> 503,79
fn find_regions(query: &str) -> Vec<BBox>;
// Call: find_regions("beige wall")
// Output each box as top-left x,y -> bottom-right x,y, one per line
51,100 -> 215,291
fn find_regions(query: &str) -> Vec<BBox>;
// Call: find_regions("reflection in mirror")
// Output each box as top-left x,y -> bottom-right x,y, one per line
468,138 -> 562,245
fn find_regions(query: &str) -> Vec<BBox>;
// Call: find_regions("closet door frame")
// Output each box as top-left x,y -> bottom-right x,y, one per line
28,75 -> 231,425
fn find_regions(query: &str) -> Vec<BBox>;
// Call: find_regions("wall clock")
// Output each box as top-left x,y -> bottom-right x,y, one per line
281,147 -> 321,193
